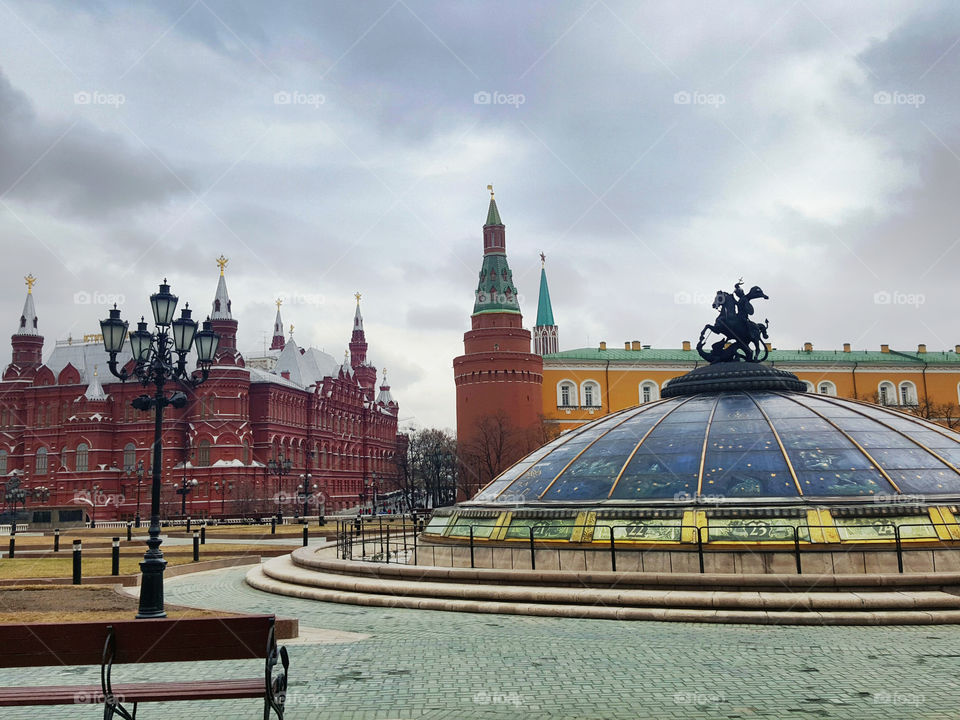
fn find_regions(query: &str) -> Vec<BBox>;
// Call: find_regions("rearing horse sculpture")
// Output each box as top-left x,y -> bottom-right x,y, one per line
697,281 -> 770,363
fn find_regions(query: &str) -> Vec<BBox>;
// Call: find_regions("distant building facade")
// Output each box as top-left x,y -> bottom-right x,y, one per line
0,264 -> 402,520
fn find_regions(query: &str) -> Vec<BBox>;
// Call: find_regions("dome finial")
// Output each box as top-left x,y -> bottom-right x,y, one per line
216,255 -> 228,276
487,184 -> 494,198
24,273 -> 36,294
354,291 -> 362,305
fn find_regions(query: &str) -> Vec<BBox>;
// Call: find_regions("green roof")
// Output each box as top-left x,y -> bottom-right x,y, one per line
485,197 -> 502,226
545,347 -> 960,365
535,267 -> 554,327
473,253 -> 521,315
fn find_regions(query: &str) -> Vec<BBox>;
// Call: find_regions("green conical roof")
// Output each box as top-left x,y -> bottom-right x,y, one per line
535,266 -> 554,326
473,254 -> 521,315
485,197 -> 502,226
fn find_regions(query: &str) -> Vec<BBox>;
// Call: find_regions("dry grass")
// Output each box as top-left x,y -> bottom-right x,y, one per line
0,585 -> 237,623
0,554 -> 247,579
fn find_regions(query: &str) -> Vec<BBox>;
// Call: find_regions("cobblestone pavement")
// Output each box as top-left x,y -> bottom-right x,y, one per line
2,565 -> 960,719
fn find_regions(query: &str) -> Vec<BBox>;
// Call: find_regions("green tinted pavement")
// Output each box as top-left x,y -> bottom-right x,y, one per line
1,564 -> 959,719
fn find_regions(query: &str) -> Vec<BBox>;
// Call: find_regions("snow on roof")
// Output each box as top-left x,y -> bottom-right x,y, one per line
47,340 -> 132,383
271,340 -> 339,388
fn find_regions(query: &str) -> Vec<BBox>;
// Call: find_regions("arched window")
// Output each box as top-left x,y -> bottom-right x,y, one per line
76,443 -> 89,472
802,381 -> 815,393
557,381 -> 577,408
818,381 -> 836,396
242,440 -> 250,465
878,381 -> 895,406
198,440 -> 211,467
0,450 -> 7,475
899,381 -> 917,406
640,381 -> 659,404
581,381 -> 601,408
123,443 -> 136,471
35,447 -> 48,475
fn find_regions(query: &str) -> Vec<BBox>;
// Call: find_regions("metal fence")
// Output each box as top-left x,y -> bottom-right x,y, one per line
333,520 -> 960,575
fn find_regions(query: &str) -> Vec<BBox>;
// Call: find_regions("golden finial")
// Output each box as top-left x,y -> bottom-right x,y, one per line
382,368 -> 388,383
487,184 -> 494,198
24,274 -> 36,294
216,255 -> 229,276
288,324 -> 294,337
275,297 -> 283,309
539,251 -> 546,266
354,291 -> 362,304
93,365 -> 98,377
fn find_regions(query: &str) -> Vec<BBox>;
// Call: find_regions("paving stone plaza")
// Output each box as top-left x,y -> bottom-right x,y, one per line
0,564 -> 956,719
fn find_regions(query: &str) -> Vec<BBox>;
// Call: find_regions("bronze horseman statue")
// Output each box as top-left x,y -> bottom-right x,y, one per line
697,280 -> 770,363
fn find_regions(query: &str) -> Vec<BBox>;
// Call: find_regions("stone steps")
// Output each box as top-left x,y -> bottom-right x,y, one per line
247,554 -> 960,625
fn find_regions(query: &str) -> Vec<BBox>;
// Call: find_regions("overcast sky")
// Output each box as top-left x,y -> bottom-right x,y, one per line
1,1 -> 959,431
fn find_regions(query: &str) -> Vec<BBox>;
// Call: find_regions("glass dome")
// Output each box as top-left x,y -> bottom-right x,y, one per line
469,392 -> 960,506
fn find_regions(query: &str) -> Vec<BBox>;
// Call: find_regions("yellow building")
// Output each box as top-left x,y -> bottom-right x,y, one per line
541,340 -> 960,430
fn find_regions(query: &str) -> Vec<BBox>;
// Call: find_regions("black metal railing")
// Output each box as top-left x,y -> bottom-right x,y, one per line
333,519 -> 960,576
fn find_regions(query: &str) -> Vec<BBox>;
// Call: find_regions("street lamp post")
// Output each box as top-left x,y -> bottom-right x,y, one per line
298,473 -> 312,518
213,480 -> 233,516
125,459 -> 146,527
267,454 -> 292,521
100,280 -> 219,619
176,478 -> 198,517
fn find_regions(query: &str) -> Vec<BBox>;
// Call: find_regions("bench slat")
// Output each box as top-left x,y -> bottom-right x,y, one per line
0,678 -> 265,706
0,616 -> 274,668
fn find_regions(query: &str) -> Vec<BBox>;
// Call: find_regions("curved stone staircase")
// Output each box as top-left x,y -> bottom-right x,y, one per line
246,544 -> 960,625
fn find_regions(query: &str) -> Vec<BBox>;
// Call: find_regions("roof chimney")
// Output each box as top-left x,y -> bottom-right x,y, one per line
843,343 -> 851,353
624,341 -> 630,350
764,342 -> 772,352
881,344 -> 890,353
599,341 -> 606,350
803,342 -> 813,352
956,345 -> 960,354
280,371 -> 290,380
631,340 -> 642,351
918,343 -> 927,354
682,340 -> 691,351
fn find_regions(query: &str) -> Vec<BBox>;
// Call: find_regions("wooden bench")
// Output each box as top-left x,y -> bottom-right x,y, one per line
0,614 -> 288,718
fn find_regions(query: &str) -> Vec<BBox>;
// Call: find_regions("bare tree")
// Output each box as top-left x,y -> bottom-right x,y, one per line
401,428 -> 458,508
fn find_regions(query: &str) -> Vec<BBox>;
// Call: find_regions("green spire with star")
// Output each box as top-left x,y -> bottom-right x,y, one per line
535,255 -> 555,326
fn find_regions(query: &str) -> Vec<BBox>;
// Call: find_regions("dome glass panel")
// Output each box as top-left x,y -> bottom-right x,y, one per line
466,390 -> 960,507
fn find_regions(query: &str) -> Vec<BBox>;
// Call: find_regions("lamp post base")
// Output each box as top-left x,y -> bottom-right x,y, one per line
136,532 -> 167,619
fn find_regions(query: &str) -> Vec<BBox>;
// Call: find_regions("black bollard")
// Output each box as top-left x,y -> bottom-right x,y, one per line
193,531 -> 199,562
54,529 -> 60,553
302,525 -> 309,547
72,540 -> 82,585
271,517 -> 276,535
126,522 -> 132,542
186,516 -> 191,534
200,525 -> 206,545
111,537 -> 120,576
8,536 -> 13,559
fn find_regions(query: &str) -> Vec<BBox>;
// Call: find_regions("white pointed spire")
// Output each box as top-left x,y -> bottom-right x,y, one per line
210,256 -> 232,319
376,368 -> 395,406
274,305 -> 284,336
15,274 -> 38,336
353,291 -> 363,331
84,365 -> 107,401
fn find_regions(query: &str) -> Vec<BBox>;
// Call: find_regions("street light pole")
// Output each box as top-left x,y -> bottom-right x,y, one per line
176,478 -> 198,517
267,453 -> 292,521
100,281 -> 219,619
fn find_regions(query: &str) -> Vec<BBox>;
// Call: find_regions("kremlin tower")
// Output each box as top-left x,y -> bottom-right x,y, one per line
454,188 -> 543,487
532,254 -> 558,355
